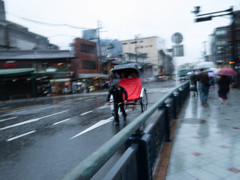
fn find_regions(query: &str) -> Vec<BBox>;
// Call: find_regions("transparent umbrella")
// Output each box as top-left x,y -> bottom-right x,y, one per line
194,62 -> 216,70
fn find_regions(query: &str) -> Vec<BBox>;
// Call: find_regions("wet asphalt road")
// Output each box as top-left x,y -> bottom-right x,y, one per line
0,80 -> 179,180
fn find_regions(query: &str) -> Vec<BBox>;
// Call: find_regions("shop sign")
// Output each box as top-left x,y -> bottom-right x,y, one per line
4,61 -> 17,68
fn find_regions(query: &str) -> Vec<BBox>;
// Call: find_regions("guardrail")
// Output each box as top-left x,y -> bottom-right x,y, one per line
62,81 -> 190,180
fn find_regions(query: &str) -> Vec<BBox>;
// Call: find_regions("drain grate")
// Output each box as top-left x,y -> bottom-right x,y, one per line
180,118 -> 206,124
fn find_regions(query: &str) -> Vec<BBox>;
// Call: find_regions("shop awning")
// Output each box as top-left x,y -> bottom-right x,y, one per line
0,68 -> 35,77
50,78 -> 71,82
33,71 -> 73,76
78,73 -> 109,79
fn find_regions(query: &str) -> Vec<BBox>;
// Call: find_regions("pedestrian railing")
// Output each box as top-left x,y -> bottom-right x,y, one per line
62,81 -> 190,180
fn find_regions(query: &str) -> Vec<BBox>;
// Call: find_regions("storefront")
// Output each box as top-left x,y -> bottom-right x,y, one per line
77,73 -> 109,92
0,68 -> 36,100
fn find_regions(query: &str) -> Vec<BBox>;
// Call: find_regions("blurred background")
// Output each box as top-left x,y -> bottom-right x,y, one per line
1,0 -> 240,99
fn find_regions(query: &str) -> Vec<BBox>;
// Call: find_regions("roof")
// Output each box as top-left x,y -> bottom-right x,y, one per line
0,50 -> 75,60
120,36 -> 159,42
0,68 -> 35,76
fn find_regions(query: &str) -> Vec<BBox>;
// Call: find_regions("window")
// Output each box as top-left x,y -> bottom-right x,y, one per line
82,60 -> 96,69
216,29 -> 227,35
122,43 -> 128,45
81,44 -> 95,54
216,40 -> 227,46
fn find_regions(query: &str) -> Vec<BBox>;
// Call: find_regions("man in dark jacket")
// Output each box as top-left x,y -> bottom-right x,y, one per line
106,79 -> 128,126
195,68 -> 210,106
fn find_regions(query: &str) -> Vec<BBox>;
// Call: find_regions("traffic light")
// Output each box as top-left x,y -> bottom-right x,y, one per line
193,6 -> 201,15
195,16 -> 212,22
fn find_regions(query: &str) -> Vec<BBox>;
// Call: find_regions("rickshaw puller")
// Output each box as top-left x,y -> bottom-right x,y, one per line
106,79 -> 128,126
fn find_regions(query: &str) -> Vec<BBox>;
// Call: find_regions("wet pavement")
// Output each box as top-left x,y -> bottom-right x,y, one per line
164,87 -> 240,179
0,81 -> 178,180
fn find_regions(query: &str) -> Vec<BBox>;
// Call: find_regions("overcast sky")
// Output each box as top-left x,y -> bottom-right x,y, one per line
4,0 -> 240,65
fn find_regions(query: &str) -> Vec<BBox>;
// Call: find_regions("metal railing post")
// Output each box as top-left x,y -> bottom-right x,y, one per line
159,103 -> 171,142
170,92 -> 178,119
127,133 -> 152,180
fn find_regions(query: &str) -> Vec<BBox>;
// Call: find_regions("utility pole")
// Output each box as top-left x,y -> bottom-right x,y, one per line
96,20 -> 103,73
134,35 -> 138,63
203,41 -> 207,61
97,20 -> 102,60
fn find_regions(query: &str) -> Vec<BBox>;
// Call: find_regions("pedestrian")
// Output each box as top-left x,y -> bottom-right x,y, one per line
190,70 -> 198,96
106,79 -> 128,126
195,68 -> 210,106
217,75 -> 231,104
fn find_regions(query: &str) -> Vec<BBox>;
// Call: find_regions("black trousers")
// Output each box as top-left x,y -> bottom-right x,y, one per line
114,103 -> 126,122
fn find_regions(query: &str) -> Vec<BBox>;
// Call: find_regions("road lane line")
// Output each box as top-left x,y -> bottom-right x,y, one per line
52,118 -> 71,125
38,110 -> 69,119
80,111 -> 92,116
7,130 -> 36,142
0,118 -> 39,130
0,110 -> 69,131
0,116 -> 17,123
0,104 -> 42,113
97,106 -> 106,110
70,117 -> 113,140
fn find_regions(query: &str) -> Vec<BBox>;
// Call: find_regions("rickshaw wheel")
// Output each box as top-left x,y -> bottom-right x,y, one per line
140,90 -> 148,113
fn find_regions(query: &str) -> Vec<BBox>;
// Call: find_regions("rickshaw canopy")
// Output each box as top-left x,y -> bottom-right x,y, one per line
112,63 -> 142,74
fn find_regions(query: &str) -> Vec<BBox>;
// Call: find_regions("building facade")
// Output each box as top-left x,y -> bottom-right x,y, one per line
158,50 -> 174,76
210,26 -> 230,67
0,0 -> 58,51
0,50 -> 75,100
72,38 -> 105,78
210,10 -> 240,68
121,36 -> 166,76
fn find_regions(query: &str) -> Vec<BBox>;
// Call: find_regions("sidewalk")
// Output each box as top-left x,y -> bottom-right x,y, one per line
157,87 -> 240,180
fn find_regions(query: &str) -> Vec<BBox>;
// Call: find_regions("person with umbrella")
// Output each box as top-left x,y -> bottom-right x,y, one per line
189,70 -> 198,96
217,68 -> 237,104
106,79 -> 128,126
217,75 -> 232,104
195,68 -> 210,106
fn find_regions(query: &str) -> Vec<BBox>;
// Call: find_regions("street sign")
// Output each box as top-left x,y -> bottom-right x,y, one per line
173,45 -> 184,57
171,32 -> 183,44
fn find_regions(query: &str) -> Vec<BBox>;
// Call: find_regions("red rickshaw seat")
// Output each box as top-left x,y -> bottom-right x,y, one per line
119,78 -> 142,101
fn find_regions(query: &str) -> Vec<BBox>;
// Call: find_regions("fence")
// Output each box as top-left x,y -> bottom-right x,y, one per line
62,81 -> 190,180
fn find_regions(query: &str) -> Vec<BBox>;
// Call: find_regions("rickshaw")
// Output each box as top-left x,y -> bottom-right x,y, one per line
111,63 -> 148,113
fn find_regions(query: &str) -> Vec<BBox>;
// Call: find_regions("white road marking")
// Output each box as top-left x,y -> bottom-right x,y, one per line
7,130 -> 36,142
52,118 -> 71,125
70,117 -> 114,140
80,111 -> 92,116
0,110 -> 69,131
0,116 -> 17,123
86,99 -> 92,101
97,106 -> 107,110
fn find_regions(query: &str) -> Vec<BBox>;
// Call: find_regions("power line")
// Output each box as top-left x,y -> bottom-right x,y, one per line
7,12 -> 91,30
48,34 -> 77,38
